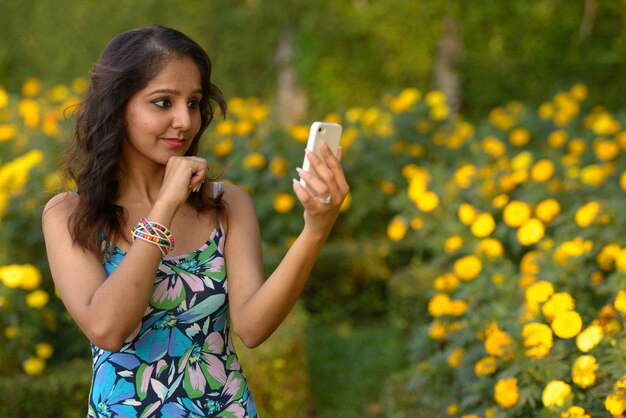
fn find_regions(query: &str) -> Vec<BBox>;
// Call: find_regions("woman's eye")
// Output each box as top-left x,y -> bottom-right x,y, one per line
188,99 -> 200,109
152,98 -> 171,108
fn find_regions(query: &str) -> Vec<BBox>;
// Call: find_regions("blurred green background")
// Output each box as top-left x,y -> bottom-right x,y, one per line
2,1 -> 626,417
2,0 -> 626,118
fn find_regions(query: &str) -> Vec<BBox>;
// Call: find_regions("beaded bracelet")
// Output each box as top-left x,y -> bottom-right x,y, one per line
131,218 -> 175,256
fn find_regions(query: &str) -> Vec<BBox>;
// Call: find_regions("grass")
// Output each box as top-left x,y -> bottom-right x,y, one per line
306,321 -> 406,418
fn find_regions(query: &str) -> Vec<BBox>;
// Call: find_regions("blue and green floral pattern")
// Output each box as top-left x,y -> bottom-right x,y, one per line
88,227 -> 258,418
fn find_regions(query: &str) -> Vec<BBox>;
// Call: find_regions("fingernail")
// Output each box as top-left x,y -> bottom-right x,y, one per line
296,167 -> 303,174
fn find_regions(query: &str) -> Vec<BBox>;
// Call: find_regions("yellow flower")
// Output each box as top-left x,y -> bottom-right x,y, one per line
454,164 -> 477,188
22,77 -> 42,97
481,136 -> 507,158
0,124 -> 18,141
25,290 -> 49,309
71,77 -> 88,94
428,293 -> 451,317
572,355 -> 598,389
444,235 -> 464,253
453,255 -> 482,281
433,273 -> 460,293
474,356 -> 497,376
617,248 -> 626,272
522,322 -> 553,358
509,127 -> 531,147
520,251 -> 541,275
269,157 -> 288,178
535,199 -> 561,224
339,192 -> 351,213
485,328 -> 515,359
18,98 -> 40,128
22,357 -> 46,376
415,191 -> 439,212
548,130 -> 568,148
570,84 -> 588,101
492,194 -> 509,209
542,292 -> 575,322
449,299 -> 468,316
234,120 -> 254,136
290,124 -> 310,143
273,193 -> 295,214
576,324 -> 604,353
458,203 -> 477,225
212,138 -> 233,158
554,238 -> 592,265
530,159 -> 555,182
620,171 -> 626,191
388,88 -> 421,113
551,310 -> 583,339
215,120 -> 234,136
387,216 -> 408,241
542,380 -> 572,408
494,377 -> 519,409
525,280 -> 554,308
447,404 -> 459,415
35,342 -> 54,360
4,325 -> 20,339
470,213 -> 496,238
579,164 -> 606,186
614,291 -> 626,314
574,202 -> 600,228
0,88 -> 8,108
503,200 -> 531,227
428,320 -> 448,340
410,216 -> 424,230
447,347 -> 464,368
605,393 -> 626,416
517,218 -> 545,246
561,405 -> 590,418
242,153 -> 266,170
475,238 -> 503,259
593,138 -> 620,161
538,102 -> 555,119
425,90 -> 446,106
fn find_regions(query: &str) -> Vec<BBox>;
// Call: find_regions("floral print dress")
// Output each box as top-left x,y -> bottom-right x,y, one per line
88,226 -> 258,418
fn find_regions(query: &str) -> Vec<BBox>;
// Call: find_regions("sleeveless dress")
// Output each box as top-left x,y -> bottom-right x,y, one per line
87,225 -> 258,418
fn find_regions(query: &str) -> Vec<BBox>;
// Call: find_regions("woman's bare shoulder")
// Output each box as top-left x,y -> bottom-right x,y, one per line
42,191 -> 79,223
221,182 -> 257,210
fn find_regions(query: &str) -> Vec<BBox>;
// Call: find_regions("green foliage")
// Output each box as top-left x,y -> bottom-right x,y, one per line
0,360 -> 91,418
235,304 -> 313,418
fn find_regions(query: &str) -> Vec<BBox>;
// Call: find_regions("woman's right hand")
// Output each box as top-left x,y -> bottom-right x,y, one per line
156,156 -> 208,209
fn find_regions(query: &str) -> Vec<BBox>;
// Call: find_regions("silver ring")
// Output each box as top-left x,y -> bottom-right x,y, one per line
317,195 -> 332,204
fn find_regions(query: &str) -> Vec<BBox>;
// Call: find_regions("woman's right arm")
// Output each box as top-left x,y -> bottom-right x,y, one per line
42,156 -> 207,351
42,192 -> 173,351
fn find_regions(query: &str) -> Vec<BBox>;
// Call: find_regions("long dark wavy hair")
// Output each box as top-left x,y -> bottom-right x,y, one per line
65,25 -> 227,255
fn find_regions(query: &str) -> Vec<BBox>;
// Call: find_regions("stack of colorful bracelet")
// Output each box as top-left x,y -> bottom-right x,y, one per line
131,218 -> 175,256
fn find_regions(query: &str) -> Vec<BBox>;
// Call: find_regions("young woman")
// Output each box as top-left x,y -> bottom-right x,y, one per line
42,25 -> 348,417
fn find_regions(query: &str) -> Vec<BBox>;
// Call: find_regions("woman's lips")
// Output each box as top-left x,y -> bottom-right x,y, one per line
163,138 -> 186,148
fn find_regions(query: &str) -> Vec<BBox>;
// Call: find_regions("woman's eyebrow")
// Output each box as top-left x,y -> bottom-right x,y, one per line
146,88 -> 203,96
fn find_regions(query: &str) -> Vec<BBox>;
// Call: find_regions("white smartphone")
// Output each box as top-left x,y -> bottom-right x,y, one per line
300,121 -> 342,187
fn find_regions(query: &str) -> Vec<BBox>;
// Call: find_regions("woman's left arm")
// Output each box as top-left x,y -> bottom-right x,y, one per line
224,142 -> 349,348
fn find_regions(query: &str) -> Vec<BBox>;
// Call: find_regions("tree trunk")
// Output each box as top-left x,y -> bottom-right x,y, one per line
433,17 -> 463,114
580,0 -> 597,40
275,26 -> 309,127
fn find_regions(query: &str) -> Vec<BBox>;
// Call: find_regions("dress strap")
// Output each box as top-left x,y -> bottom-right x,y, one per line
210,181 -> 224,199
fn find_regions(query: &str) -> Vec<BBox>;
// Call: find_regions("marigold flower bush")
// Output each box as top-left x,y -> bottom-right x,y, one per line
3,75 -> 626,417
384,84 -> 626,417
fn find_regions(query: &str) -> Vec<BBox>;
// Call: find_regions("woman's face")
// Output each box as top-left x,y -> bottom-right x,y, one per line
123,56 -> 203,166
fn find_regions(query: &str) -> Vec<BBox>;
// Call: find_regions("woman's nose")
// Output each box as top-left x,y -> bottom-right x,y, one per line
172,104 -> 191,130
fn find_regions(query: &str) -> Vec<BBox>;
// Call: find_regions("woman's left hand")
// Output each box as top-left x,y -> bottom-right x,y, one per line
293,141 -> 350,237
